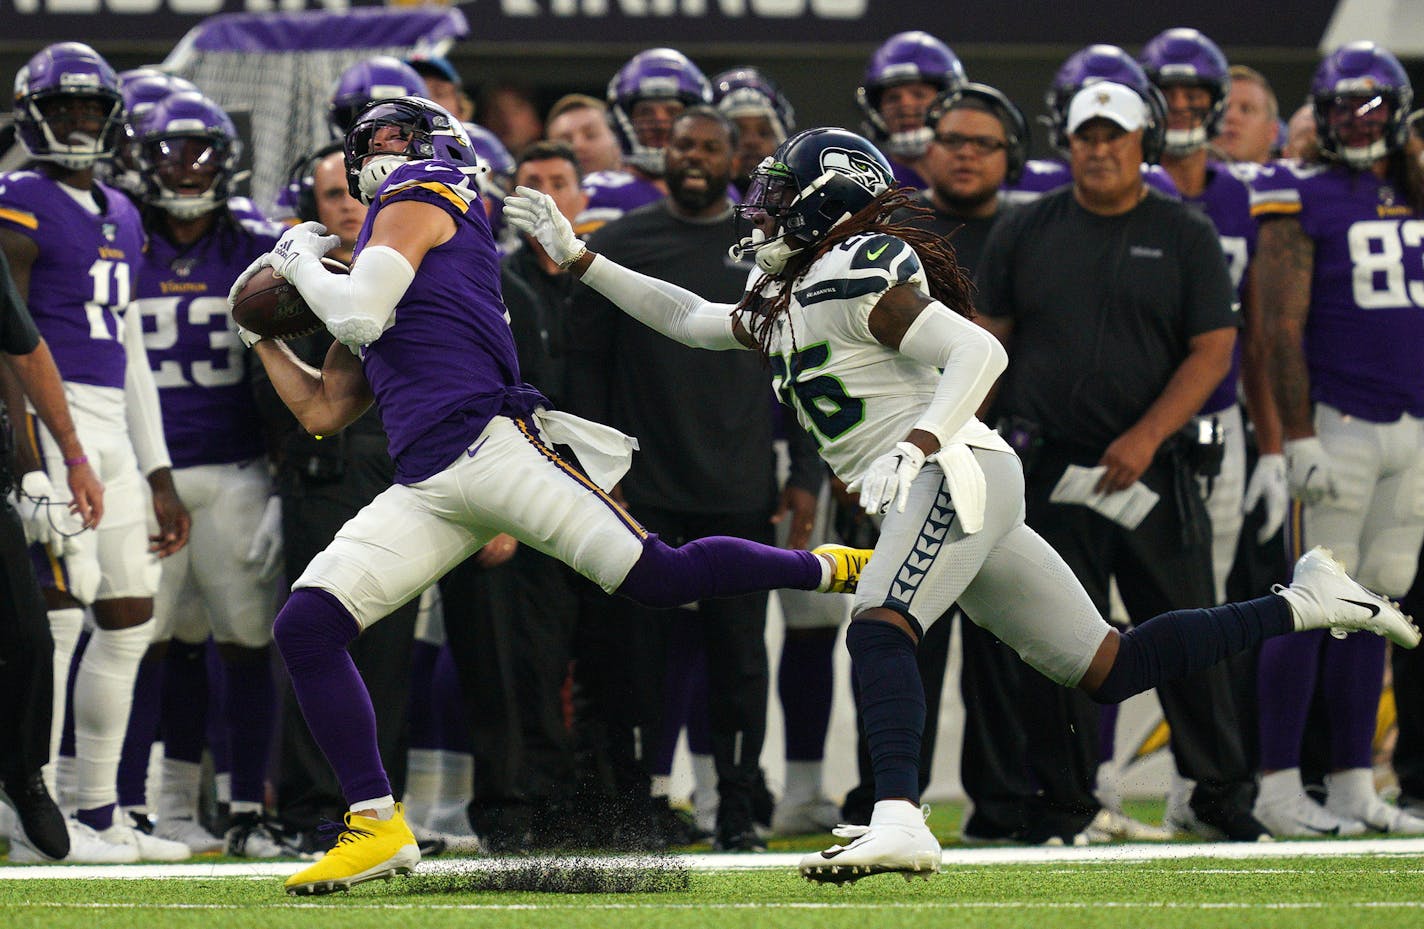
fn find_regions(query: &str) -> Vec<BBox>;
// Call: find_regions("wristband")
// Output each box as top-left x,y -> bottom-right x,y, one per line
559,243 -> 588,271
64,455 -> 89,467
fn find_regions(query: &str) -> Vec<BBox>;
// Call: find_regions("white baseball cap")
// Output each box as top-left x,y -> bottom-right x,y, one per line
1066,81 -> 1148,135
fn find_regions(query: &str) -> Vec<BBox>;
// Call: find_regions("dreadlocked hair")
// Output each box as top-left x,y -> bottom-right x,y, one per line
736,187 -> 977,359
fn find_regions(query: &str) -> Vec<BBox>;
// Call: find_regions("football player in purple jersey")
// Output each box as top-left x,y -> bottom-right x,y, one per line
232,97 -> 870,894
713,67 -> 796,195
1251,41 -> 1424,837
123,91 -> 288,858
0,41 -> 191,863
576,48 -> 712,235
855,31 -> 965,191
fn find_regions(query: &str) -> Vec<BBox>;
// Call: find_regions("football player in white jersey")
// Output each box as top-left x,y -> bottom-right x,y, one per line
504,126 -> 1421,882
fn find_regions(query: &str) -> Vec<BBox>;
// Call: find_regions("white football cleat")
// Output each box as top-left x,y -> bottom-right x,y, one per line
8,819 -> 140,864
154,817 -> 224,855
799,801 -> 940,884
1277,547 -> 1420,647
1325,770 -> 1424,834
1255,789 -> 1365,838
99,821 -> 192,861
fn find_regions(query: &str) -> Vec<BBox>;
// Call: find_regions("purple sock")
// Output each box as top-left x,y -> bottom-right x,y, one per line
75,802 -> 114,832
206,640 -> 230,782
273,588 -> 391,804
407,640 -> 440,750
116,656 -> 164,808
1098,702 -> 1119,763
685,657 -> 712,757
431,644 -> 472,754
617,535 -> 823,608
779,631 -> 836,761
223,648 -> 276,806
653,621 -> 703,775
1257,629 -> 1325,770
58,631 -> 88,758
160,640 -> 208,764
1325,633 -> 1387,770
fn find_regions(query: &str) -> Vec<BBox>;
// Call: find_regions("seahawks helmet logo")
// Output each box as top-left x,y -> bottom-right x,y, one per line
818,147 -> 889,195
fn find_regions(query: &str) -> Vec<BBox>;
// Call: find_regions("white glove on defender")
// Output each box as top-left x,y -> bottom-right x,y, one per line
1284,437 -> 1338,506
848,442 -> 926,516
1242,452 -> 1289,542
244,495 -> 284,582
270,221 -> 341,279
502,186 -> 586,268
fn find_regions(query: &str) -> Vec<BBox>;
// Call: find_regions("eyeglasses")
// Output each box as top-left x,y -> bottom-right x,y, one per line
933,132 -> 1009,155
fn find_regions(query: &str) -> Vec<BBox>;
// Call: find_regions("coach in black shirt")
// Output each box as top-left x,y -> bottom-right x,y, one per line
976,82 -> 1258,841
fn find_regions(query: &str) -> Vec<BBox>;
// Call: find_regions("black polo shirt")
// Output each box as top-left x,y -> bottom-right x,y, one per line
895,190 -> 1007,278
975,186 -> 1235,452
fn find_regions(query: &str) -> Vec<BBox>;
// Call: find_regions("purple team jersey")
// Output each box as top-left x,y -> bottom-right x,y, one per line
575,169 -> 664,236
1249,160 -> 1424,422
354,159 -> 541,484
136,215 -> 278,468
890,159 -> 926,190
1003,158 -> 1181,206
1188,162 -> 1255,415
0,171 -> 145,389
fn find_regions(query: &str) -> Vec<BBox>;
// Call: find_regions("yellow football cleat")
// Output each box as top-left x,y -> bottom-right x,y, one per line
813,544 -> 874,594
284,803 -> 421,896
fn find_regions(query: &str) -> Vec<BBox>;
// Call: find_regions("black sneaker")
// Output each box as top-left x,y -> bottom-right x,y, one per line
713,826 -> 767,852
1,773 -> 69,860
1196,805 -> 1273,842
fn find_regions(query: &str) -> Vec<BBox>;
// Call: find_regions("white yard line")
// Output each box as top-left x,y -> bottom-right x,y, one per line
1,837 -> 1422,881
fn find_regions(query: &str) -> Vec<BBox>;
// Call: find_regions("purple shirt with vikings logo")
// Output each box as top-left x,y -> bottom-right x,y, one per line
354,159 -> 540,484
0,171 -> 144,389
1249,160 -> 1424,422
136,216 -> 278,468
1187,162 -> 1255,415
1002,158 -> 1181,207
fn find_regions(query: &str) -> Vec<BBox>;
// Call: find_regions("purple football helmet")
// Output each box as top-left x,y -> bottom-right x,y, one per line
344,96 -> 477,203
13,42 -> 126,170
1310,41 -> 1414,169
1139,28 -> 1231,155
462,121 -> 515,198
329,56 -> 430,138
856,31 -> 965,160
606,48 -> 713,176
712,67 -> 796,145
138,91 -> 240,220
1045,44 -> 1156,152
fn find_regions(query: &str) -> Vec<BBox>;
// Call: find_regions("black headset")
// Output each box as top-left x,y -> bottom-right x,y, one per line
925,82 -> 1030,183
1139,83 -> 1169,166
286,140 -> 345,223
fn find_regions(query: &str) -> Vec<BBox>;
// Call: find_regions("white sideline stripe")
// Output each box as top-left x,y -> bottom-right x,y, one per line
4,837 -> 1424,880
11,902 -> 1424,911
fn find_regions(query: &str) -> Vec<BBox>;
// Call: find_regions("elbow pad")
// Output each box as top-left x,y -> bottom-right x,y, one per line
288,245 -> 415,347
897,301 -> 1008,449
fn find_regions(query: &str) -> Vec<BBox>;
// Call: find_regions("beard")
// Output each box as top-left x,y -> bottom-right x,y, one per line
931,181 -> 999,215
667,167 -> 730,213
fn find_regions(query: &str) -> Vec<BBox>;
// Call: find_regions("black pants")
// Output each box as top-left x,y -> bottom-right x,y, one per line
440,544 -> 579,843
1021,446 -> 1257,833
273,455 -> 416,833
1393,542 -> 1424,802
0,503 -> 53,786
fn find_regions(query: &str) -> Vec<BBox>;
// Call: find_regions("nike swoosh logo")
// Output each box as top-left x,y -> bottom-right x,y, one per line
820,835 -> 870,858
1341,598 -> 1381,618
866,243 -> 888,261
466,437 -> 489,458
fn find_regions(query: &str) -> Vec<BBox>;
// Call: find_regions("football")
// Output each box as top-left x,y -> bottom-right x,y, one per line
230,257 -> 348,341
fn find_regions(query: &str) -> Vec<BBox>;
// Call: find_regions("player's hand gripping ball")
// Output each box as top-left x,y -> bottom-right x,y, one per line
230,256 -> 347,341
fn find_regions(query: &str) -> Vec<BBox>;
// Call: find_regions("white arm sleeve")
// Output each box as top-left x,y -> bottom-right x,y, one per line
579,253 -> 746,351
122,302 -> 173,476
286,245 -> 415,347
896,301 -> 1008,449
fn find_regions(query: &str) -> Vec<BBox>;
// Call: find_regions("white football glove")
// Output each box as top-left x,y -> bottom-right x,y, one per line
227,252 -> 274,309
1241,452 -> 1288,543
847,441 -> 926,516
1284,436 -> 1338,506
270,221 -> 340,279
243,495 -> 284,583
502,186 -> 586,268
14,470 -> 58,549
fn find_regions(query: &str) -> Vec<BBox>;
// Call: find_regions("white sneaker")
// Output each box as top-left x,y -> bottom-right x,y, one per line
799,801 -> 940,884
1087,807 -> 1175,842
771,798 -> 842,836
99,821 -> 192,861
154,817 -> 223,855
1256,789 -> 1365,838
1277,547 -> 1421,647
1325,770 -> 1424,834
8,819 -> 139,863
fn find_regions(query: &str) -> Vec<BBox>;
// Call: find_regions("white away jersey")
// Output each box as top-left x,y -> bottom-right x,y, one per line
739,232 -> 1008,483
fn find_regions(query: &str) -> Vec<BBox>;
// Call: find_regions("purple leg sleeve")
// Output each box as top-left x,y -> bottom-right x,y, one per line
407,640 -> 440,751
222,648 -> 276,806
1324,633 -> 1387,771
1097,702 -> 1119,764
206,641 -> 230,778
653,621 -> 703,775
779,630 -> 836,762
273,588 -> 391,804
116,656 -> 164,808
58,631 -> 87,758
431,644 -> 472,754
1257,629 -> 1325,770
617,535 -> 822,608
160,640 -> 208,764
